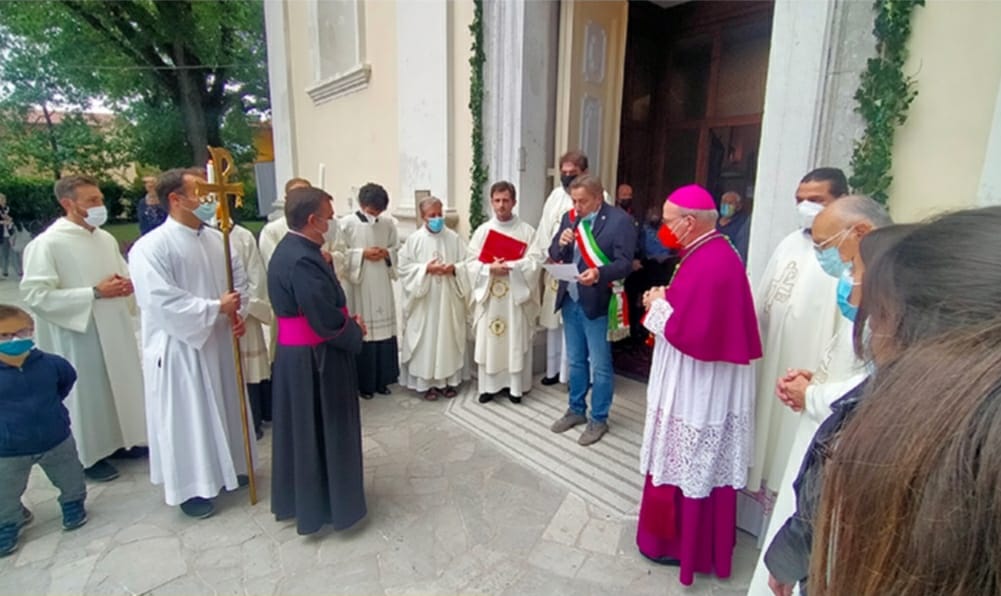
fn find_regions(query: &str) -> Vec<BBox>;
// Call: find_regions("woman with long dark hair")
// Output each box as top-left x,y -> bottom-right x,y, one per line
806,206 -> 1001,594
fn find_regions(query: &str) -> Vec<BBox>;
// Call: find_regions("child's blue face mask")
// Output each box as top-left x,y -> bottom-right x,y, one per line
0,337 -> 34,357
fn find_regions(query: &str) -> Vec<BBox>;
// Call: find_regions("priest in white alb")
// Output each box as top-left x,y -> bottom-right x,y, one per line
531,150 -> 612,386
464,181 -> 540,405
20,174 -> 147,483
398,197 -> 468,401
746,169 -> 847,495
128,168 -> 254,520
336,182 -> 401,399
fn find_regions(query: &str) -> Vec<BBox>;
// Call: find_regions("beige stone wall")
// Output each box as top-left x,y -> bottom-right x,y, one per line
284,1 -> 401,216
450,0 -> 475,239
889,0 -> 1001,221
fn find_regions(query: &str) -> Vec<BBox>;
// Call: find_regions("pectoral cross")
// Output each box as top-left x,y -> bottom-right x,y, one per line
194,146 -> 257,506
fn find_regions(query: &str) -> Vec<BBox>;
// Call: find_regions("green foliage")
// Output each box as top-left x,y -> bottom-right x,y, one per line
849,0 -> 924,205
0,0 -> 268,170
0,174 -> 128,232
467,0 -> 488,234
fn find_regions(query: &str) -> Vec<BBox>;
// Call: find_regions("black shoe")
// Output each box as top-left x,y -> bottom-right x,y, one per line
255,427 -> 264,441
180,497 -> 215,519
238,474 -> 249,488
84,460 -> 120,482
478,392 -> 494,404
540,375 -> 559,386
360,393 -> 374,400
376,386 -> 392,395
109,446 -> 149,460
508,394 -> 522,404
640,551 -> 681,566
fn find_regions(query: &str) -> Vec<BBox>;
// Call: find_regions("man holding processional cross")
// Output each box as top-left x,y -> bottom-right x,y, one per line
129,164 -> 256,519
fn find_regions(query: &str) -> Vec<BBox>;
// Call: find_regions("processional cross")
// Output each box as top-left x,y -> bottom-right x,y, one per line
195,146 -> 258,505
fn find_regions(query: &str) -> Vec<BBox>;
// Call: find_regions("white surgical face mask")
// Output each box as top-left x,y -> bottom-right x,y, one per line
797,201 -> 824,230
84,206 -> 108,228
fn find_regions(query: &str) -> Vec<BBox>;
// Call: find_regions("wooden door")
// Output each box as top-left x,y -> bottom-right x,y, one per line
553,0 -> 629,190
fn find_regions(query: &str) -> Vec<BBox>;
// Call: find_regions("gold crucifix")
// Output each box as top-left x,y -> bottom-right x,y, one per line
194,146 -> 257,505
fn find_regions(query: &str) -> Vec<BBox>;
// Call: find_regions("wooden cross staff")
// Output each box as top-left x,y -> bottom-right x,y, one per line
195,146 -> 257,505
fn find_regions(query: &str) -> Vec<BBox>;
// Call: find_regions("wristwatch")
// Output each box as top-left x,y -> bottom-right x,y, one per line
92,286 -> 102,299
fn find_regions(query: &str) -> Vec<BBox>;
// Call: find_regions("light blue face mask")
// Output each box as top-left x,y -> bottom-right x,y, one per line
0,337 -> 34,357
837,271 -> 858,321
581,211 -> 598,223
816,246 -> 848,278
427,216 -> 445,233
194,202 -> 217,223
720,204 -> 735,218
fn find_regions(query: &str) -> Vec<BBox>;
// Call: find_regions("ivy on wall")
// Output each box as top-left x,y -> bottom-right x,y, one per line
849,0 -> 924,205
468,0 -> 488,233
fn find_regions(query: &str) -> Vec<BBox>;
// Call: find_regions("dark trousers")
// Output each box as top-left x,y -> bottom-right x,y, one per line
0,436 -> 86,526
246,381 -> 272,431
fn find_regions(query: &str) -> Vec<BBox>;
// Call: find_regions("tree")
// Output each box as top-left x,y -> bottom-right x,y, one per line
0,0 -> 269,167
0,34 -> 130,180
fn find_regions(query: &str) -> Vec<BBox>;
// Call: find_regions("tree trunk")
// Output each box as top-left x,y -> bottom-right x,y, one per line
172,39 -> 209,165
40,102 -> 62,180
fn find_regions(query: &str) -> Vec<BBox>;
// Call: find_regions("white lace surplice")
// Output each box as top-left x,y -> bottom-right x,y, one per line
639,299 -> 755,499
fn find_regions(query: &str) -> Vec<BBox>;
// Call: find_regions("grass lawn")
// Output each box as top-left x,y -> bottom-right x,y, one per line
105,219 -> 266,247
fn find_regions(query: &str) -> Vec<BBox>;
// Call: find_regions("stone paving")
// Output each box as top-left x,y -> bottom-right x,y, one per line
0,277 -> 757,595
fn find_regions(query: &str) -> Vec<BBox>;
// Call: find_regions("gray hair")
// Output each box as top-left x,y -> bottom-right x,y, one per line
830,195 -> 893,228
721,191 -> 742,204
418,196 -> 443,216
679,206 -> 719,225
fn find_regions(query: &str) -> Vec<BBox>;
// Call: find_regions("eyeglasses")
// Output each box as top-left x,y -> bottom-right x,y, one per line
0,328 -> 33,341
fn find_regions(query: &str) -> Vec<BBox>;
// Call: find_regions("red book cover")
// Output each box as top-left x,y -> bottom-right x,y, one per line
478,229 -> 528,263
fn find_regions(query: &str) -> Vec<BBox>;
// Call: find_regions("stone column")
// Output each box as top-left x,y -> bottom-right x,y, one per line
746,0 -> 837,285
263,0 -> 298,209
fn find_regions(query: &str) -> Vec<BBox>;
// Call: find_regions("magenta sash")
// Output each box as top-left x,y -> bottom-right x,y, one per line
276,310 -> 349,347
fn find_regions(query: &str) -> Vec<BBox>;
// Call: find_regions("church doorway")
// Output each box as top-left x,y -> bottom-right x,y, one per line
613,0 -> 774,380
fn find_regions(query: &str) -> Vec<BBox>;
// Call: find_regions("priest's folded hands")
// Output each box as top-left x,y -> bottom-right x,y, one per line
94,274 -> 134,299
642,286 -> 667,310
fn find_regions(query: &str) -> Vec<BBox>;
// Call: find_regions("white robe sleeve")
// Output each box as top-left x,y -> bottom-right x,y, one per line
130,245 -> 224,350
464,226 -> 492,305
339,221 -> 366,286
387,221 -> 400,282
804,372 -> 869,423
506,226 -> 541,306
397,235 -> 433,313
20,237 -> 95,334
235,229 -> 271,325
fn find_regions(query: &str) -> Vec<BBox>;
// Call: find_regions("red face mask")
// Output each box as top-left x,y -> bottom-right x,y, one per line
658,223 -> 684,250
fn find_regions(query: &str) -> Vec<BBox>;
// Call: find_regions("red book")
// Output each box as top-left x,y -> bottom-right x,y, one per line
478,229 -> 528,263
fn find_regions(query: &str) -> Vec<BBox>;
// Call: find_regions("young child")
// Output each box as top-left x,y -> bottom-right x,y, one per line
0,304 -> 87,557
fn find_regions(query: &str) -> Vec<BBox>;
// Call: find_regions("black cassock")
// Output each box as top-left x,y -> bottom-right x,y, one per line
268,233 -> 366,535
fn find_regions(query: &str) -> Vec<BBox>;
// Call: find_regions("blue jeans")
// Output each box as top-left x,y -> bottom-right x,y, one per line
561,299 -> 614,423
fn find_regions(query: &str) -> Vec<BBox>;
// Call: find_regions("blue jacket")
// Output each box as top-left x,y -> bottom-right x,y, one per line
0,350 -> 77,457
548,203 -> 638,320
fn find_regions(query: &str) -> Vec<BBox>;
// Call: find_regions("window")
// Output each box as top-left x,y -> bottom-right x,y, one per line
306,0 -> 370,104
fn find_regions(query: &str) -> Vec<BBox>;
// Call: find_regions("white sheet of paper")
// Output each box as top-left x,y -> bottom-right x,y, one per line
543,263 -> 580,282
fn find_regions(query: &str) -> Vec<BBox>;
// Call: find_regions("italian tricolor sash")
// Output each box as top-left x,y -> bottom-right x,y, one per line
569,211 -> 630,341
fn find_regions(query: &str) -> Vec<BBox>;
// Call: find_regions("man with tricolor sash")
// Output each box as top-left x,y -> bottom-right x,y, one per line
547,175 -> 637,446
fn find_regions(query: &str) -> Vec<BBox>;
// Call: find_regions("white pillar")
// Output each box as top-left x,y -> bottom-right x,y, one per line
977,76 -> 1001,206
395,0 -> 450,222
264,0 -> 297,206
746,0 -> 835,285
482,0 -> 559,228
